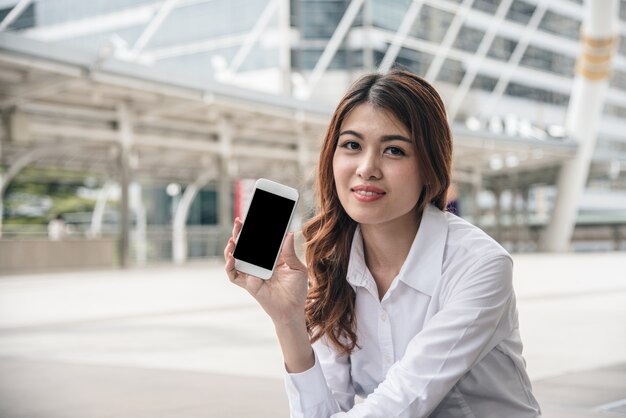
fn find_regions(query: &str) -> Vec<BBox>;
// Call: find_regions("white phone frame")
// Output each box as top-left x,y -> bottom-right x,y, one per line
234,178 -> 299,280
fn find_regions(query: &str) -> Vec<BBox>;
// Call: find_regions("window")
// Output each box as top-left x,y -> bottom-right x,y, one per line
505,82 -> 569,106
0,3 -> 35,30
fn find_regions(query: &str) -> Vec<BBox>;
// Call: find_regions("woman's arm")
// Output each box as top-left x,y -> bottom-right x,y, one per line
225,219 -> 349,417
275,315 -> 315,373
285,337 -> 355,417
225,218 -> 314,372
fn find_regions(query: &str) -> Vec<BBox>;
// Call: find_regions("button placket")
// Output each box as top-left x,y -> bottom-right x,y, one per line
378,305 -> 394,373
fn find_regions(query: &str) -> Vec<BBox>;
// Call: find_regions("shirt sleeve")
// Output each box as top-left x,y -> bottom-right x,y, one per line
284,336 -> 356,418
336,255 -> 515,418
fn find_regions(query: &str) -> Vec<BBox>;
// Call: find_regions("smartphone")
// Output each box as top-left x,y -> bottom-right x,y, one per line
233,178 -> 299,280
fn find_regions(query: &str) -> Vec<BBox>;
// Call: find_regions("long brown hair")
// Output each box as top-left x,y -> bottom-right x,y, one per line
302,69 -> 453,355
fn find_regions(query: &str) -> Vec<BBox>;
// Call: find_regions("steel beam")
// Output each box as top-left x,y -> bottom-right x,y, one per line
132,0 -> 182,56
480,1 -> 549,117
304,0 -> 365,98
446,0 -> 515,122
424,0 -> 475,82
378,0 -> 425,73
229,0 -> 279,74
0,0 -> 33,32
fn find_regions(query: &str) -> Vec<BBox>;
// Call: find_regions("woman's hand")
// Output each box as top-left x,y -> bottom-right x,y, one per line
224,218 -> 309,326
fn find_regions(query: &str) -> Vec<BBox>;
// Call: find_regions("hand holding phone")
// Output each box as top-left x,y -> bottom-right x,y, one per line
224,179 -> 309,323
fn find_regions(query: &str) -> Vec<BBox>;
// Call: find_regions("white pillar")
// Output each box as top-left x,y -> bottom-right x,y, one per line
172,170 -> 215,264
89,181 -> 115,238
296,124 -> 312,230
218,118 -> 234,249
493,185 -> 503,244
0,174 -> 4,239
130,182 -> 147,265
117,103 -> 133,268
279,0 -> 291,95
543,0 -> 619,252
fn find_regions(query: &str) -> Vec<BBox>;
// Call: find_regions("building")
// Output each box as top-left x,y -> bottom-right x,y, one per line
0,0 -> 625,268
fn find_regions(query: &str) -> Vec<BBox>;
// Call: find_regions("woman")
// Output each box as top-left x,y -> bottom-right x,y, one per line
224,70 -> 541,417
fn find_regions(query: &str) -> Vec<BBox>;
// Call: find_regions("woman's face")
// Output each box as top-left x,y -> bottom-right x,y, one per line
333,103 -> 423,227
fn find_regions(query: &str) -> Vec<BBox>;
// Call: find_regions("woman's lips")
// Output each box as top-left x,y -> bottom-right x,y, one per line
351,185 -> 385,202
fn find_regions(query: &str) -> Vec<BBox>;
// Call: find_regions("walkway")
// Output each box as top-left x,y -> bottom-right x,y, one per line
0,253 -> 625,417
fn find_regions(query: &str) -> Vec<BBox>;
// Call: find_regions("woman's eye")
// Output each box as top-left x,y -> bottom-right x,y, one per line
385,146 -> 405,156
342,141 -> 361,150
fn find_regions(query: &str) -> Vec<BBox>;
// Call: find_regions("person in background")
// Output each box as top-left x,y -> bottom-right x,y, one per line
47,214 -> 67,241
224,69 -> 540,417
446,182 -> 460,216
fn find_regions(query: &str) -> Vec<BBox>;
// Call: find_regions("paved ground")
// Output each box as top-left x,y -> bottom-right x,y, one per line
0,252 -> 625,417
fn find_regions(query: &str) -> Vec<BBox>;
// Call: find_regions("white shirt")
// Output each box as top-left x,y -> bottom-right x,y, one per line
284,205 -> 541,418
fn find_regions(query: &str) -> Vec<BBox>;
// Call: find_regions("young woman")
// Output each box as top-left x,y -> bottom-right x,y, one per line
224,70 -> 541,417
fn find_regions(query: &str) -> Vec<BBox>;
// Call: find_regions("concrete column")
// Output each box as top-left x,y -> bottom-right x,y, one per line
512,186 -> 522,252
543,0 -> 619,252
89,181 -> 115,238
493,185 -> 503,244
172,170 -> 215,264
521,186 -> 530,251
116,103 -> 133,268
470,167 -> 483,227
296,116 -> 314,221
279,0 -> 292,95
130,182 -> 147,265
218,118 -> 233,249
0,126 -> 3,238
0,174 -> 4,239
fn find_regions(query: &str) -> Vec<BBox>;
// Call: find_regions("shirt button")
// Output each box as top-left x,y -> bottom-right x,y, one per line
380,312 -> 387,322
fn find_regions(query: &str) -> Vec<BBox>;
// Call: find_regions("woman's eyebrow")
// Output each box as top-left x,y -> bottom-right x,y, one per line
338,129 -> 364,138
339,130 -> 411,144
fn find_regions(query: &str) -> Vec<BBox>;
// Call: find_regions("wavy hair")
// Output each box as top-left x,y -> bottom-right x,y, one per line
302,69 -> 453,355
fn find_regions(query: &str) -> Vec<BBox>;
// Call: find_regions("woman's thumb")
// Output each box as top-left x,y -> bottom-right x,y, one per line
281,232 -> 305,271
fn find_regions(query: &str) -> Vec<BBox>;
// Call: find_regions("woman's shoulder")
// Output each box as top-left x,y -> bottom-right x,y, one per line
434,210 -> 514,296
441,210 -> 511,264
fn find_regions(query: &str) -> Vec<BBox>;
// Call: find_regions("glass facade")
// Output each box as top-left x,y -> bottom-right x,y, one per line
2,0 -> 621,136
2,0 -> 625,257
5,0 -> 615,114
2,0 -> 623,130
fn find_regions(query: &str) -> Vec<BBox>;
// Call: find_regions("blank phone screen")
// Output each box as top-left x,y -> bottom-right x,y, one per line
233,189 -> 296,270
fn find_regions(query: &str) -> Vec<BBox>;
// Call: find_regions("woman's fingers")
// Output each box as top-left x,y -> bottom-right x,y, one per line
224,237 -> 234,260
280,232 -> 306,272
225,218 -> 245,286
233,217 -> 242,239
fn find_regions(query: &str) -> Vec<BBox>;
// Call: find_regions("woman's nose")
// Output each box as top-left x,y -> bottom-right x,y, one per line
356,152 -> 382,180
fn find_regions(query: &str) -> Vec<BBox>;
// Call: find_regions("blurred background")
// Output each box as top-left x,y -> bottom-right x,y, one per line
0,0 -> 625,417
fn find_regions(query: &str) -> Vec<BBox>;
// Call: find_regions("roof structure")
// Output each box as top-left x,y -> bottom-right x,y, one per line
0,32 -> 576,187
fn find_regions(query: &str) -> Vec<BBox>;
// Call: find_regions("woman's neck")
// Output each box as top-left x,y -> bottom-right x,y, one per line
360,208 -> 423,296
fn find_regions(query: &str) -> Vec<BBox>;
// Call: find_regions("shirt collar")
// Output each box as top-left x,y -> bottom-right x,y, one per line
346,204 -> 448,297
346,227 -> 371,290
397,204 -> 448,296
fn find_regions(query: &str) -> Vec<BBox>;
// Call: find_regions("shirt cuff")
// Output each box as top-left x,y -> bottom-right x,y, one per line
284,353 -> 333,412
